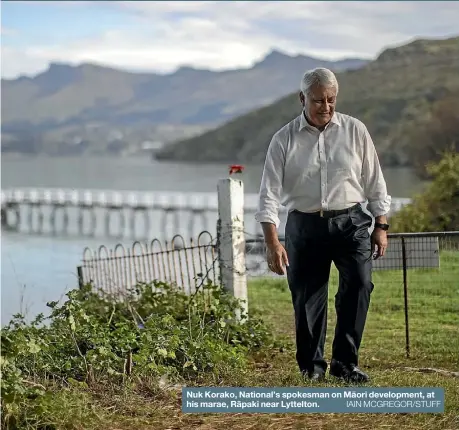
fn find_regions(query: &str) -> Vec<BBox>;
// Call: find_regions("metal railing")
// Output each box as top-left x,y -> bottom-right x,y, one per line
78,231 -> 219,296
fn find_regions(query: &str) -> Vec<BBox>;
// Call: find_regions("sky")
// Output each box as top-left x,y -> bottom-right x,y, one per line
1,1 -> 459,79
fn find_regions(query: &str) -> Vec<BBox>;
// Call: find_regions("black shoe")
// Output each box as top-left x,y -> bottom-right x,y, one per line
302,369 -> 326,382
329,359 -> 369,383
309,371 -> 325,381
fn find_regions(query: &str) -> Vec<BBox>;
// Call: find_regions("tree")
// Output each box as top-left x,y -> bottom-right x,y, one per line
390,151 -> 459,232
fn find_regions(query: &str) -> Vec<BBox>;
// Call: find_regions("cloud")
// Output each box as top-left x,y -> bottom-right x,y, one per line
1,47 -> 49,79
1,1 -> 459,79
1,26 -> 18,37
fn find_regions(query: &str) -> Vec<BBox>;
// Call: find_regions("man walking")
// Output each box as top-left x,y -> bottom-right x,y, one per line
255,68 -> 391,383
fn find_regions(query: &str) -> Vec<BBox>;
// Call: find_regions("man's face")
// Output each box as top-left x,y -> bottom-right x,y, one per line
300,84 -> 337,128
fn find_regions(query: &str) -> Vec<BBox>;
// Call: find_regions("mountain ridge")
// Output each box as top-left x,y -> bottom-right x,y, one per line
154,35 -> 459,166
1,49 -> 368,156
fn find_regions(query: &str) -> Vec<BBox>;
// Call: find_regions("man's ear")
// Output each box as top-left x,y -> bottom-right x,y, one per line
299,91 -> 305,106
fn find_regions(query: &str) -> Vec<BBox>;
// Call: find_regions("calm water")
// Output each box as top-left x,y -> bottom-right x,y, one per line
1,155 -> 426,325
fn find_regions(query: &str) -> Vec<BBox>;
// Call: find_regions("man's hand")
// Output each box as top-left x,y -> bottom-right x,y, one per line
371,228 -> 388,259
260,222 -> 289,275
266,241 -> 289,275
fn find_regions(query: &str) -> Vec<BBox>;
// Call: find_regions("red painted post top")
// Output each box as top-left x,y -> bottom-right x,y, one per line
229,164 -> 245,175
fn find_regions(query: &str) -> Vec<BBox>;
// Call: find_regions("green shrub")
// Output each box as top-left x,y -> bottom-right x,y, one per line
1,281 -> 279,429
390,151 -> 459,232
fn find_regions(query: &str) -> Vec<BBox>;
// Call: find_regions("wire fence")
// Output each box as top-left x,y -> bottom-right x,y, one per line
245,231 -> 459,365
78,231 -> 219,296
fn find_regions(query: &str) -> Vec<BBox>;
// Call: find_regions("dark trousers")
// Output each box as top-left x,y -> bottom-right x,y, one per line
285,205 -> 374,374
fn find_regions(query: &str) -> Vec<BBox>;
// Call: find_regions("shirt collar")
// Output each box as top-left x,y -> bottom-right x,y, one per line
298,110 -> 341,131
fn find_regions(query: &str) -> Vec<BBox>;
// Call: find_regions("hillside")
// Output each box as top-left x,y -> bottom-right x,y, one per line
155,36 -> 459,166
1,52 -> 366,156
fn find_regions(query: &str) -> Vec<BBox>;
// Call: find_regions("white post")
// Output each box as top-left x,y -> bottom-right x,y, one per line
217,178 -> 248,319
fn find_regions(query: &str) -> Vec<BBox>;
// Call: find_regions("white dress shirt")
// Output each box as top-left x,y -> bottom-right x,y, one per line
255,111 -> 392,228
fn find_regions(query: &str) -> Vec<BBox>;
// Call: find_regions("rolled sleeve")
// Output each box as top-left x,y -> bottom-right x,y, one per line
255,134 -> 285,229
361,126 -> 392,217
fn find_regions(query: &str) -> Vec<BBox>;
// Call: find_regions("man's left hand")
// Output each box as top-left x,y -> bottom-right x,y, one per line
371,228 -> 388,259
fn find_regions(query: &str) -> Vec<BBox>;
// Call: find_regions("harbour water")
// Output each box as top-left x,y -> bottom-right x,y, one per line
1,155 -> 426,325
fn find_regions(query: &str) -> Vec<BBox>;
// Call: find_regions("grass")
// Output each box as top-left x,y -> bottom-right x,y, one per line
249,250 -> 459,370
4,252 -> 459,430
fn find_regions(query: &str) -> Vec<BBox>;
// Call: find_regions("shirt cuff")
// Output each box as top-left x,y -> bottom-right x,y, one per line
254,211 -> 280,229
367,195 -> 392,218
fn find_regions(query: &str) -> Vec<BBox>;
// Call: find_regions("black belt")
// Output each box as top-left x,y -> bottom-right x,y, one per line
293,204 -> 360,219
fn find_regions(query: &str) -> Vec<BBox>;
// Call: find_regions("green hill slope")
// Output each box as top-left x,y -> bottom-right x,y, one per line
155,36 -> 459,166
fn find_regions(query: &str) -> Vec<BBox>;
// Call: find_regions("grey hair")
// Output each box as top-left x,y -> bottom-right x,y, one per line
300,67 -> 339,96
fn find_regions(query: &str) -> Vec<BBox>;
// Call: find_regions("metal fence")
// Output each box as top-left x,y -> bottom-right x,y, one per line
78,231 -> 219,296
244,231 -> 459,364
